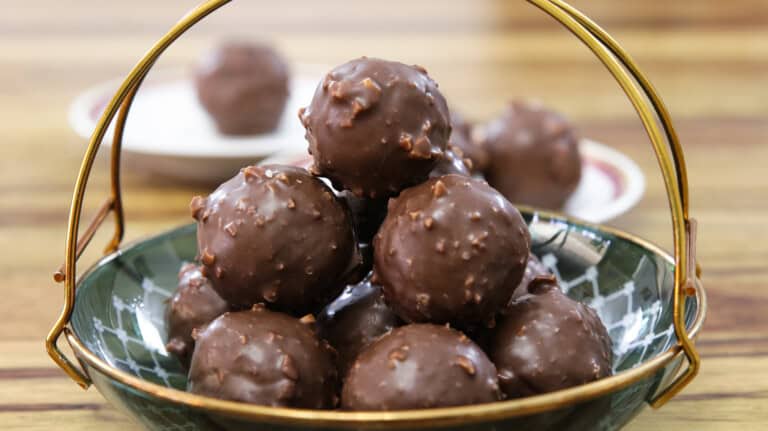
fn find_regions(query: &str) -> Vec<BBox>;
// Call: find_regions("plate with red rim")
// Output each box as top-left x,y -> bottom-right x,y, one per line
262,138 -> 645,224
68,65 -> 325,184
69,67 -> 643,222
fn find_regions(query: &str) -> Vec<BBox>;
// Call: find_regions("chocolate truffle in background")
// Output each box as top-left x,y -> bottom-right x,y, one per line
192,164 -> 358,313
507,253 -> 552,304
318,275 -> 401,375
188,306 -> 338,408
300,57 -> 451,198
165,263 -> 229,366
491,276 -> 612,398
429,146 -> 471,178
337,191 -> 388,245
449,111 -> 489,174
374,175 -> 530,327
195,41 -> 290,135
480,100 -> 582,210
341,324 -> 501,410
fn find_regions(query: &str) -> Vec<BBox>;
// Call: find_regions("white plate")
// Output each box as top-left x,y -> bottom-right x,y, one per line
261,139 -> 645,224
68,66 -> 323,184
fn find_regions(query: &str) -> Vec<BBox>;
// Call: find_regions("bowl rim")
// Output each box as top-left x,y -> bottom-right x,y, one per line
66,211 -> 706,428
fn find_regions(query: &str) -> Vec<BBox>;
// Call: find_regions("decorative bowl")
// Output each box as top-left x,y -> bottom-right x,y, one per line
47,1 -> 706,430
63,211 -> 704,431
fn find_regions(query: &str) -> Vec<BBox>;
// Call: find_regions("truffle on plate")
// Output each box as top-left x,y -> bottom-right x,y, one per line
480,100 -> 582,209
341,324 -> 501,410
195,41 -> 290,135
192,164 -> 357,313
490,276 -> 613,398
188,306 -> 338,408
373,175 -> 530,327
300,57 -> 450,198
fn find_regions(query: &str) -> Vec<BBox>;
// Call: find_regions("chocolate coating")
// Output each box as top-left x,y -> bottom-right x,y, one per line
192,164 -> 357,313
373,175 -> 530,327
188,306 -> 338,408
481,101 -> 582,209
341,324 -> 501,410
508,253 -> 552,304
165,263 -> 229,366
318,275 -> 401,375
448,112 -> 489,174
337,191 -> 388,245
300,57 -> 451,198
429,146 -> 471,178
491,276 -> 613,398
195,41 -> 290,135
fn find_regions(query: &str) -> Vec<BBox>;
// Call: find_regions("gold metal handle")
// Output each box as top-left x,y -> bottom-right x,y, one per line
47,0 -> 701,406
45,0 -> 233,390
528,0 -> 701,407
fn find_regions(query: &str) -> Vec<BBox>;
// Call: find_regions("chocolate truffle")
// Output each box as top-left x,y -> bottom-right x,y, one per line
195,41 -> 290,135
429,146 -> 471,178
318,275 -> 401,375
300,57 -> 451,198
192,164 -> 357,313
373,175 -> 530,327
481,101 -> 582,209
491,276 -> 612,398
341,324 -> 501,410
337,191 -> 388,245
165,263 -> 229,365
188,306 -> 338,408
508,253 -> 552,304
448,112 -> 489,174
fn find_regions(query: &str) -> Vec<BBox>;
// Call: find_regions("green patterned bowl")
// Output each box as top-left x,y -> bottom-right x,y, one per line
64,211 -> 704,431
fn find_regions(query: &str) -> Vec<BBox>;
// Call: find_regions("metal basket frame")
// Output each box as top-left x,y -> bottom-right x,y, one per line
46,0 -> 702,417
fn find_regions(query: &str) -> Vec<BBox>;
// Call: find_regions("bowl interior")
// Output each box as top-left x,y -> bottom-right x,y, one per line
71,212 -> 698,393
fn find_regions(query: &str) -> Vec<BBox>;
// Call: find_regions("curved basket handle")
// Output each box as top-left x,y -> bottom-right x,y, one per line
45,0 -> 233,390
46,0 -> 701,407
529,0 -> 700,407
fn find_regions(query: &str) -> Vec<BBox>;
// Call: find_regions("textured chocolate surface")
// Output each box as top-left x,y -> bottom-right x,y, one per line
165,263 -> 229,366
188,306 -> 338,408
508,253 -> 552,304
341,324 -> 501,410
373,175 -> 530,327
337,191 -> 388,245
429,146 -> 471,178
491,276 -> 613,398
481,100 -> 582,209
195,41 -> 290,135
192,164 -> 357,313
318,275 -> 401,375
448,111 -> 489,174
300,57 -> 450,198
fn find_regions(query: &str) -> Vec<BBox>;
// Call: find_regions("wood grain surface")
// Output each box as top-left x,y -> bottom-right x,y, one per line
1,0 -> 767,429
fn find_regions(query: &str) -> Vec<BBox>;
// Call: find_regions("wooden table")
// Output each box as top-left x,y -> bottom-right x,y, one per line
2,1 -> 767,429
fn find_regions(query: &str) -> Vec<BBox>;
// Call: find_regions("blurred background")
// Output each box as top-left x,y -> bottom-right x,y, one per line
1,1 -> 767,429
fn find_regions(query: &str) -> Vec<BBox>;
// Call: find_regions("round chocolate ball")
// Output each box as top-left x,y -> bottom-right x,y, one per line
507,253 -> 551,304
448,112 -> 489,174
192,164 -> 357,313
188,306 -> 338,408
337,191 -> 388,245
490,276 -> 613,398
165,263 -> 229,366
195,41 -> 290,135
341,324 -> 501,410
318,275 -> 401,375
480,100 -> 582,209
429,146 -> 471,178
373,175 -> 530,327
300,57 -> 451,198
